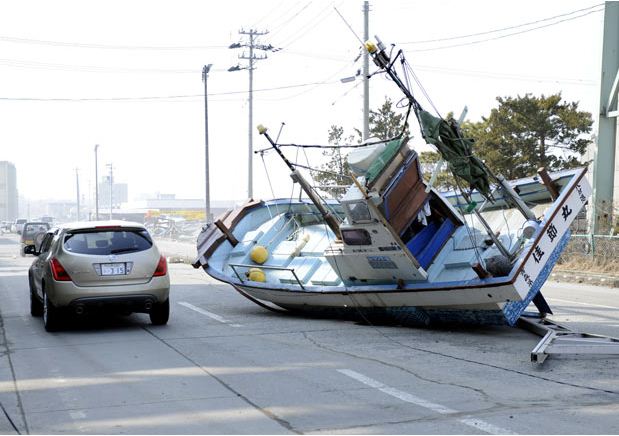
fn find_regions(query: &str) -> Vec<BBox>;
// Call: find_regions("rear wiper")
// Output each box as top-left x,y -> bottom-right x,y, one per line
110,247 -> 139,254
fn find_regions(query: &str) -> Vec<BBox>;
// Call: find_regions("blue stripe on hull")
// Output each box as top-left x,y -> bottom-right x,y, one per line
502,230 -> 571,326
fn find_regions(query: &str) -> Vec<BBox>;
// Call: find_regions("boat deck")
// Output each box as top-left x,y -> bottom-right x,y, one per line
209,202 -> 551,290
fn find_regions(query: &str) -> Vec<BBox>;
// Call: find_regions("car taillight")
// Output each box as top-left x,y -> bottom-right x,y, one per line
153,255 -> 167,277
50,258 -> 72,282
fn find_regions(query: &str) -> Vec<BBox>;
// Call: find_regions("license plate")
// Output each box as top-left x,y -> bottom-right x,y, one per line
100,263 -> 126,276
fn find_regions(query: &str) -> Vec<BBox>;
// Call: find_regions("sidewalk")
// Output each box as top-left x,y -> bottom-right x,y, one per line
153,238 -> 197,263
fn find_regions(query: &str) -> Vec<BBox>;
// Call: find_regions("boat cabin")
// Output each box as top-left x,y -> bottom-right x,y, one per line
326,138 -> 463,284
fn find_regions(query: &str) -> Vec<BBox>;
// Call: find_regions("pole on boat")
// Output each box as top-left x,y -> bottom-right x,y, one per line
257,125 -> 342,240
365,37 -> 539,261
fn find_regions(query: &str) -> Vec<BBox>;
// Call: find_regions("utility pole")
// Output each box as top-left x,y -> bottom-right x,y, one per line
363,1 -> 370,141
592,1 -> 618,234
202,64 -> 213,224
75,168 -> 80,221
94,144 -> 99,220
229,29 -> 274,200
107,163 -> 113,220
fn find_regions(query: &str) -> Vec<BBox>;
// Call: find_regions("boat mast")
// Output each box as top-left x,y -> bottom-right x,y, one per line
257,125 -> 342,240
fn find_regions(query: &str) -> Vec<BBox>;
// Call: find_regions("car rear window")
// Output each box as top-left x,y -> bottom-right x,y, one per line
64,229 -> 153,255
23,223 -> 50,236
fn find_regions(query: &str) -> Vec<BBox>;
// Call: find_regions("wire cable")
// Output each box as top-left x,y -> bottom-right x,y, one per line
0,35 -> 227,50
400,3 -> 604,45
404,7 -> 604,53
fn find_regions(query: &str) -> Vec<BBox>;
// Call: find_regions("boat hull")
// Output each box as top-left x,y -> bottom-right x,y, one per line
196,167 -> 589,326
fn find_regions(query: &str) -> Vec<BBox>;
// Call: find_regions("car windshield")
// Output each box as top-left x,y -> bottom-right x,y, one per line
64,229 -> 153,255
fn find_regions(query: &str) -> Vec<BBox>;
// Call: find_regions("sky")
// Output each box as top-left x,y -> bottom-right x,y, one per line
0,0 -> 608,208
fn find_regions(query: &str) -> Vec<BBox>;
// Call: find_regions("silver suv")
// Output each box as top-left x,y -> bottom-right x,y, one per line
26,221 -> 170,332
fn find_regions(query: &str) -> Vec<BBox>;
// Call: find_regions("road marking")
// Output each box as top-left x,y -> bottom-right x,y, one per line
550,298 -> 618,310
178,301 -> 242,327
0,266 -> 29,276
338,369 -> 516,435
69,411 -> 86,420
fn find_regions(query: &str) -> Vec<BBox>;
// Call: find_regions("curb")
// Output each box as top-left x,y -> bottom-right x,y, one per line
550,270 -> 619,288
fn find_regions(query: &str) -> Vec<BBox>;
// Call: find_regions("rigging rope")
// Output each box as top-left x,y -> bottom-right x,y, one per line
259,152 -> 275,220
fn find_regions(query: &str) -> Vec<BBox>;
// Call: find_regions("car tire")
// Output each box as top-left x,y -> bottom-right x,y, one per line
43,292 -> 60,332
149,299 -> 169,326
29,273 -> 43,317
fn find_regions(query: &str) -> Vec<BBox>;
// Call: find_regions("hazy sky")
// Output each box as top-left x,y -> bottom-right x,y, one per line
0,0 -> 606,205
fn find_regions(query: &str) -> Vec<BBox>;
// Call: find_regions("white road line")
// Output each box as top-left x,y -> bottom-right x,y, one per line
69,411 -> 86,420
550,298 -> 618,310
338,369 -> 516,435
178,301 -> 242,327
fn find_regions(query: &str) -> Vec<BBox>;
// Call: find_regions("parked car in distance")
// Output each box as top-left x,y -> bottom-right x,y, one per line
26,221 -> 170,332
13,218 -> 27,234
20,222 -> 51,256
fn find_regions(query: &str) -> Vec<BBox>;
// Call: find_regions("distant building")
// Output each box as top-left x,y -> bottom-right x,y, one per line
0,161 -> 18,222
98,178 -> 128,209
122,196 -> 238,222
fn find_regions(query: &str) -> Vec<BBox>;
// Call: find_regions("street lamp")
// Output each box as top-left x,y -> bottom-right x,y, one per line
202,64 -> 213,224
94,144 -> 99,220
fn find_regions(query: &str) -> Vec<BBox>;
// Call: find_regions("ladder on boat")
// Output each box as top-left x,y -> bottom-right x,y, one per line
518,315 -> 619,364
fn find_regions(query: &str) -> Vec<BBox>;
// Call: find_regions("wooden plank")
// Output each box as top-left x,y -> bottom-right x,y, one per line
388,180 -> 428,235
215,219 -> 239,246
193,199 -> 264,267
537,167 -> 560,201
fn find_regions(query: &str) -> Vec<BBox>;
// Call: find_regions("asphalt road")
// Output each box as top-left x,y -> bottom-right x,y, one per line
1,233 -> 618,434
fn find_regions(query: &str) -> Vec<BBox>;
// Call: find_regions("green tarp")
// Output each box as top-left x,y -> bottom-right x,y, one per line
418,110 -> 492,199
365,138 -> 404,186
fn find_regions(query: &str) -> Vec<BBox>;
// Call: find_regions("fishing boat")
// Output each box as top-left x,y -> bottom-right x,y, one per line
193,37 -> 591,326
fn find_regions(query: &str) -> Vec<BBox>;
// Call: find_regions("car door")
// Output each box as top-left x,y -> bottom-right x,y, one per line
32,232 -> 56,299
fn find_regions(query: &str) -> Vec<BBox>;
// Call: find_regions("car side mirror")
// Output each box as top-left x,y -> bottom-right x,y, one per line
24,245 -> 39,256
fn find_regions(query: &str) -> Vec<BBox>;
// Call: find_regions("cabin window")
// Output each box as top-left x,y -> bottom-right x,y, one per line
341,228 -> 372,246
346,201 -> 372,223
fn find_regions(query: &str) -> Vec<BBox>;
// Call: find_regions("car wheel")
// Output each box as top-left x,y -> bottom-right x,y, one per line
43,292 -> 60,332
29,273 -> 43,317
149,299 -> 169,325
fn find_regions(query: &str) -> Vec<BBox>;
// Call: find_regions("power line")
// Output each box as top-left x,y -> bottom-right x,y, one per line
400,3 -> 604,45
0,79 -> 342,102
267,1 -> 314,39
0,35 -> 227,50
0,63 -> 597,103
270,1 -> 341,48
403,7 -> 604,52
413,64 -> 597,86
0,57 -> 213,74
250,0 -> 289,29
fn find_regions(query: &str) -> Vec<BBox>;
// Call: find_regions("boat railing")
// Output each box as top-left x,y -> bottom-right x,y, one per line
229,263 -> 306,289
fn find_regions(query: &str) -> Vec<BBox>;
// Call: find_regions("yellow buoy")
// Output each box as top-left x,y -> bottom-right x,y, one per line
247,267 -> 266,282
250,245 -> 269,264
